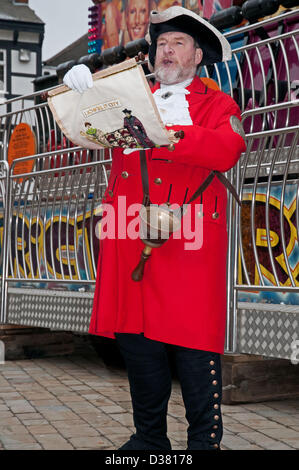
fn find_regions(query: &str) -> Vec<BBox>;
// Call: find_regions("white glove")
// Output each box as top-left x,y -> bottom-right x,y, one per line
63,64 -> 93,93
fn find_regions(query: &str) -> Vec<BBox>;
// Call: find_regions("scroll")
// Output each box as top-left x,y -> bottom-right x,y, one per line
47,58 -> 172,150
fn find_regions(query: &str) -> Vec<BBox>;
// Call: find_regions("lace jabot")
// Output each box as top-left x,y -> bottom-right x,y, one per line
153,78 -> 193,126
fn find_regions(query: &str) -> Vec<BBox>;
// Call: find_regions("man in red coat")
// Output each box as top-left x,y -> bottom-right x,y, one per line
64,6 -> 246,451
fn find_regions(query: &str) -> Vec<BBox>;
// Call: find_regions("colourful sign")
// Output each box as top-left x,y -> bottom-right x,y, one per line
0,204 -> 102,291
101,0 -> 236,50
7,123 -> 36,176
238,183 -> 299,305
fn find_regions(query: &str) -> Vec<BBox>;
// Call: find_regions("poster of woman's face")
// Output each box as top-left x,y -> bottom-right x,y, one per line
102,0 -> 183,49
125,0 -> 151,42
101,0 -> 242,50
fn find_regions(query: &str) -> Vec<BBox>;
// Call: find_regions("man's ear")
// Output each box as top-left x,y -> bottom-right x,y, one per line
195,48 -> 203,66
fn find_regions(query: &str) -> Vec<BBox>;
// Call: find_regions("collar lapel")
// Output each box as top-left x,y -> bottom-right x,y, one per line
186,75 -> 208,94
186,76 -> 209,107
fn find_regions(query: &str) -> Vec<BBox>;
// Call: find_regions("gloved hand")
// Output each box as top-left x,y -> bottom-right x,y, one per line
63,64 -> 93,93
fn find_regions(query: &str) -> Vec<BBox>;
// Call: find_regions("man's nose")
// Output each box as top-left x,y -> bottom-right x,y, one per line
163,44 -> 174,54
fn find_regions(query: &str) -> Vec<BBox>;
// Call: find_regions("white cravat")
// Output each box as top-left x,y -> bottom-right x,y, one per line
153,78 -> 193,126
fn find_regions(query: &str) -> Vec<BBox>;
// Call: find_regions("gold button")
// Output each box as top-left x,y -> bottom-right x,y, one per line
214,404 -> 219,409
212,380 -> 218,386
121,171 -> 129,179
210,360 -> 215,366
213,443 -> 219,449
210,433 -> 216,438
214,393 -> 219,399
210,370 -> 216,375
108,190 -> 113,197
154,177 -> 162,184
214,415 -> 219,421
212,212 -> 219,219
213,425 -> 218,429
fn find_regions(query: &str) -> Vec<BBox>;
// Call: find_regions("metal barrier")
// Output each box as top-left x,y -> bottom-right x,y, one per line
229,120 -> 299,359
0,147 -> 112,331
0,9 -> 298,358
0,160 -> 9,323
0,90 -> 113,330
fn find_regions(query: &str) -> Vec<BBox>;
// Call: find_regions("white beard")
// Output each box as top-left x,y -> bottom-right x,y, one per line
154,61 -> 197,85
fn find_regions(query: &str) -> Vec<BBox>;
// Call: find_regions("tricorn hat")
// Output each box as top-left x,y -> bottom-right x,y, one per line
145,6 -> 232,71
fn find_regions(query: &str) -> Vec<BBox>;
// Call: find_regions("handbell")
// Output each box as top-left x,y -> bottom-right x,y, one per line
131,204 -> 182,281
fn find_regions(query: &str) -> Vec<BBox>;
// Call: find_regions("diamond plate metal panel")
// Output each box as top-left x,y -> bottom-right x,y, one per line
7,288 -> 93,333
237,304 -> 299,360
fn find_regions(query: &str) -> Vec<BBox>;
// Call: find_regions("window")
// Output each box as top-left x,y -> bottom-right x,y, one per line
0,49 -> 6,93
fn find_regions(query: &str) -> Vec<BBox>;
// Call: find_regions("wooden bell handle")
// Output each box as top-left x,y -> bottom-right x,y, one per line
131,245 -> 152,282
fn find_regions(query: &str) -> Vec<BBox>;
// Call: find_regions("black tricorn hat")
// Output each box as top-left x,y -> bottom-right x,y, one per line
145,6 -> 232,70
122,108 -> 132,114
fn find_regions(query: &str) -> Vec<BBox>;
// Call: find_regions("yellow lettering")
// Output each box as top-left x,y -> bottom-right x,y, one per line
256,228 -> 279,248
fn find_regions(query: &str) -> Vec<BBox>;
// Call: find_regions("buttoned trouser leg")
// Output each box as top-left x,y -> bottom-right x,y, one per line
115,333 -> 172,450
173,346 -> 223,450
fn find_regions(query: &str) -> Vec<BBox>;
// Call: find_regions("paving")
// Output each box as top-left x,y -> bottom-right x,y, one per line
0,345 -> 298,451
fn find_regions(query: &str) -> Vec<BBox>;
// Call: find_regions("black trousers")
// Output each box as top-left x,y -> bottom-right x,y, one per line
115,333 -> 223,451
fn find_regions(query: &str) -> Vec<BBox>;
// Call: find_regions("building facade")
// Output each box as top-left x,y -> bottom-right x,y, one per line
0,0 -> 44,107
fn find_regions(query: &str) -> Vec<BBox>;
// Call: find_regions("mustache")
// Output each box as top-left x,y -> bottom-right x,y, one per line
155,57 -> 179,66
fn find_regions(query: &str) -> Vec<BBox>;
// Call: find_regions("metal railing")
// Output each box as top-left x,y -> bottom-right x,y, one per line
0,160 -> 9,323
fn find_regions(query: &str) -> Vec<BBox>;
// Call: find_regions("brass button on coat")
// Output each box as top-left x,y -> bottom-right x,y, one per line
210,433 -> 216,438
154,177 -> 162,184
212,212 -> 219,219
214,415 -> 219,421
121,171 -> 129,179
210,360 -> 215,366
210,370 -> 216,375
212,380 -> 218,386
213,443 -> 219,449
214,404 -> 219,409
214,393 -> 219,399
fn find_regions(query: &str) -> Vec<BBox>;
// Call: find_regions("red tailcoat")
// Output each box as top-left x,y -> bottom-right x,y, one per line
89,76 -> 246,353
